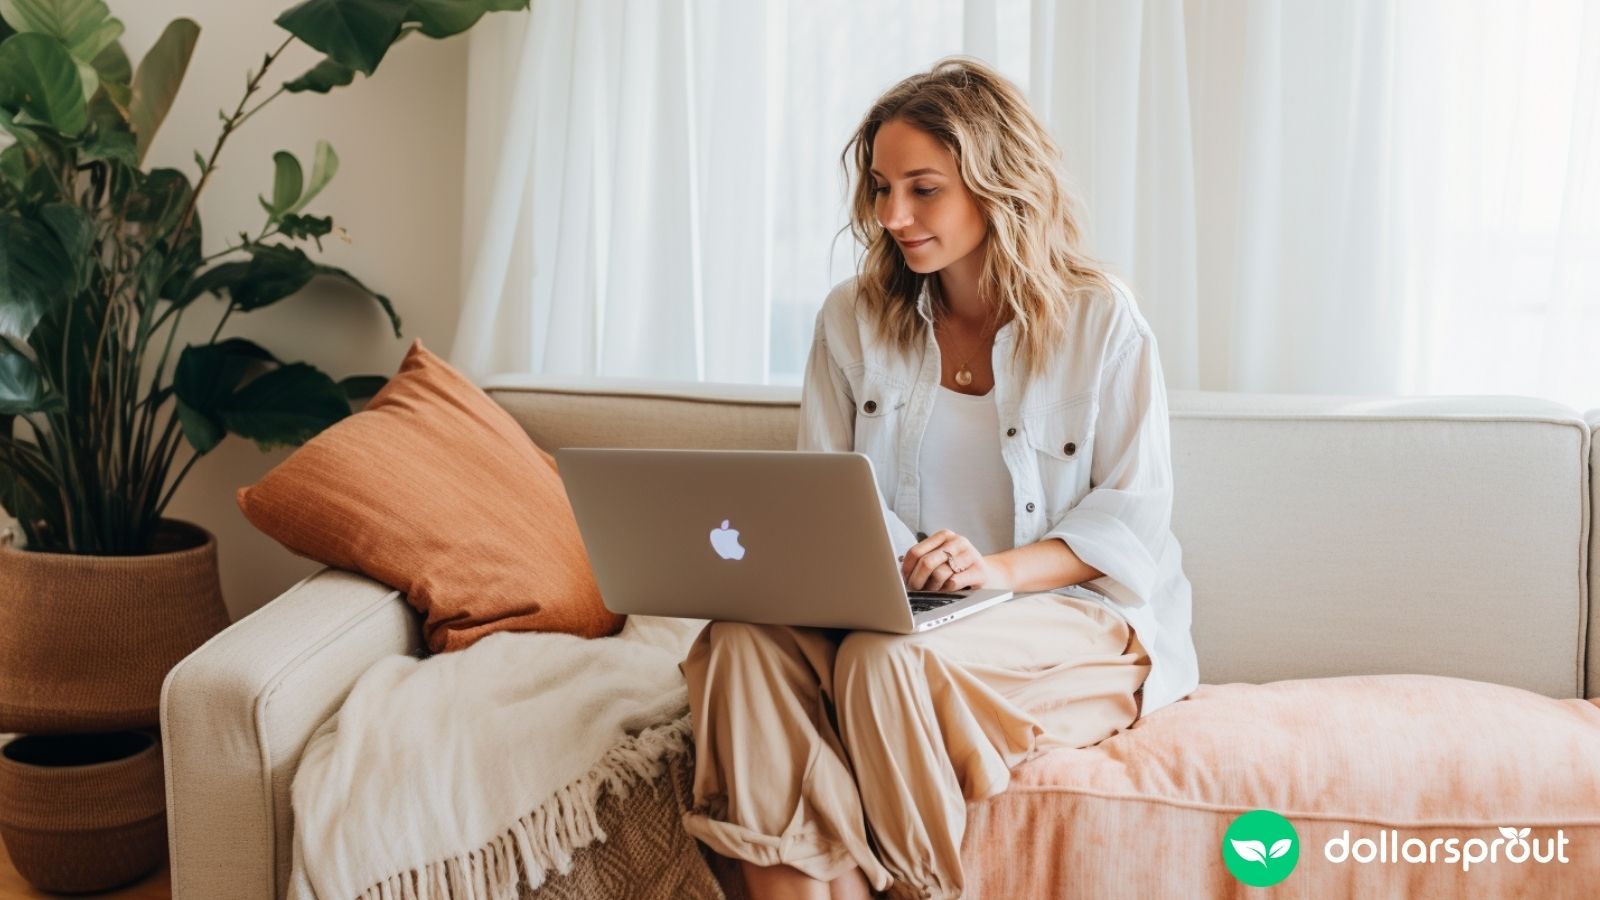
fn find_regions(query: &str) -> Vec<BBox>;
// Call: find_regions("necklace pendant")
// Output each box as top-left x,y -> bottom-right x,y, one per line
954,366 -> 973,387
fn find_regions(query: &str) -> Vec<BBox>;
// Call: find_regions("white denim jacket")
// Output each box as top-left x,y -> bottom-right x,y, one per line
797,274 -> 1198,717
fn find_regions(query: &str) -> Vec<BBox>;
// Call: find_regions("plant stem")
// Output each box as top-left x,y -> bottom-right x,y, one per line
146,307 -> 184,411
136,413 -> 181,523
233,86 -> 286,132
26,412 -> 81,552
198,242 -> 246,266
153,448 -> 201,519
195,225 -> 280,268
0,435 -> 53,483
209,303 -> 235,344
170,34 -> 295,254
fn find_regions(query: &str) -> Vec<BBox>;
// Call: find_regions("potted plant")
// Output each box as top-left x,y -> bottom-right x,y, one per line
0,0 -> 529,889
0,0 -> 527,748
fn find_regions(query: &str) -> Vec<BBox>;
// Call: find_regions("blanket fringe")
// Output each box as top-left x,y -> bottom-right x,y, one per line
357,712 -> 693,900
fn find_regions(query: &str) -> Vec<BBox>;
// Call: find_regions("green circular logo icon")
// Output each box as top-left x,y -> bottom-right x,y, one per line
1223,810 -> 1300,886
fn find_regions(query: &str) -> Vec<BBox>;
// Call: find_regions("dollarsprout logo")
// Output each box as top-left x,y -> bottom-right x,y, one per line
1223,810 -> 1300,886
1223,810 -> 1571,888
1323,825 -> 1569,870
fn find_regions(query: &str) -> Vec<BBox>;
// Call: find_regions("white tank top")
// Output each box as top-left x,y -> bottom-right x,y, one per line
916,385 -> 1015,556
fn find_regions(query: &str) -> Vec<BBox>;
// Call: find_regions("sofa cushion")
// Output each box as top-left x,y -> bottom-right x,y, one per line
962,674 -> 1600,896
237,340 -> 622,653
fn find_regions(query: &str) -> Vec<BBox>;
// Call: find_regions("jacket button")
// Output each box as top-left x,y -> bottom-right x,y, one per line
1025,502 -> 1036,513
1005,427 -> 1016,437
863,400 -> 877,413
1063,442 -> 1076,456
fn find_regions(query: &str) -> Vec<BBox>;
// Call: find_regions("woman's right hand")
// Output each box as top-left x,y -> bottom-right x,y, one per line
900,529 -> 998,591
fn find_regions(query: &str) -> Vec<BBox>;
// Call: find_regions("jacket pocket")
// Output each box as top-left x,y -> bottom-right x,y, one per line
1022,392 -> 1095,518
850,368 -> 908,491
853,368 -> 908,420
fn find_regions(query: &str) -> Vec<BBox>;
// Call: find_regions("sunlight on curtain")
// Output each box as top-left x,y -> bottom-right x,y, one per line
765,0 -> 1030,384
1396,0 -> 1599,410
454,0 -> 1597,410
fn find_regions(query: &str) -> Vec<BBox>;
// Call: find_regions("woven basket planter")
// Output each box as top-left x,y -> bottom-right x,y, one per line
0,730 -> 167,893
0,519 -> 231,734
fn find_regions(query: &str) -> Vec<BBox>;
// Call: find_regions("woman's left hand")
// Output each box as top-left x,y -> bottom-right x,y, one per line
900,529 -> 1001,591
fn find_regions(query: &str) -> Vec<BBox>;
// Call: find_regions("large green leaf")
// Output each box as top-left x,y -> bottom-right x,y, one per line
0,213 -> 73,340
311,261 -> 400,336
0,107 -> 39,147
282,55 -> 356,94
338,373 -> 386,402
0,141 -> 57,202
0,143 -> 26,189
277,213 -> 332,243
72,55 -> 95,102
173,396 -> 222,454
89,36 -> 130,112
180,258 -> 247,306
405,0 -> 485,38
274,0 -> 408,77
38,202 -> 91,294
172,338 -> 278,453
0,0 -> 121,63
0,32 -> 87,135
287,140 -> 336,214
81,88 -> 134,163
219,362 -> 349,450
128,17 -> 197,164
156,228 -> 202,301
403,0 -> 526,37
123,167 -> 192,238
261,149 -> 302,219
181,243 -> 320,312
233,244 -> 316,310
0,337 -> 58,414
88,30 -> 126,80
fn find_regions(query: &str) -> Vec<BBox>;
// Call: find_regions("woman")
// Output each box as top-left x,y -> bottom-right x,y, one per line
680,57 -> 1198,900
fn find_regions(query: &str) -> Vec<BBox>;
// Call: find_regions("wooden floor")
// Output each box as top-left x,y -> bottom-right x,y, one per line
0,841 -> 169,900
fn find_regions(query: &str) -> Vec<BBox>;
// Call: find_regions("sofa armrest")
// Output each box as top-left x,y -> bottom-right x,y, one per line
160,568 -> 421,900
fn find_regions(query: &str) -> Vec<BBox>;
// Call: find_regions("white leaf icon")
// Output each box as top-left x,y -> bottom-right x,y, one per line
1499,826 -> 1518,840
1269,838 -> 1292,859
1519,828 -> 1530,839
1231,839 -> 1269,865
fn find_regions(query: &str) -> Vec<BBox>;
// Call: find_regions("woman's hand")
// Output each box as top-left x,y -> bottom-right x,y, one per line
899,529 -> 1003,591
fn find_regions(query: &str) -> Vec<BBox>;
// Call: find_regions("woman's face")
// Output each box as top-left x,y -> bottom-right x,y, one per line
869,118 -> 988,275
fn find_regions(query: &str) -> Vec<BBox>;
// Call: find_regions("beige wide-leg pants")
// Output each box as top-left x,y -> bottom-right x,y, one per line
679,591 -> 1151,900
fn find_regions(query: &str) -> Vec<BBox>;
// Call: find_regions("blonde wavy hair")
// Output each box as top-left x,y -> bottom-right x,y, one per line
839,56 -> 1114,381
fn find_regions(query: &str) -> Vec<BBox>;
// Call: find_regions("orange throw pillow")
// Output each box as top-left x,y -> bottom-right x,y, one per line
237,340 -> 622,653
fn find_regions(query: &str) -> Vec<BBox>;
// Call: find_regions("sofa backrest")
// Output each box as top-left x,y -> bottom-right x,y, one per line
1590,410 -> 1599,699
485,375 -> 1594,699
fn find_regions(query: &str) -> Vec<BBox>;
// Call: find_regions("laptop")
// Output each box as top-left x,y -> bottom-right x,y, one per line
554,448 -> 1014,633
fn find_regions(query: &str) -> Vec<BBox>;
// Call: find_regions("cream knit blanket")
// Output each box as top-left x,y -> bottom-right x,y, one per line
286,614 -> 706,900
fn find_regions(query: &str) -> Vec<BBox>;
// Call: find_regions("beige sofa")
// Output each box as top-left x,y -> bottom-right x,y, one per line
161,376 -> 1600,898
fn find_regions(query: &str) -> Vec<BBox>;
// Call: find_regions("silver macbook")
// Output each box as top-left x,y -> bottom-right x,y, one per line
554,448 -> 1013,633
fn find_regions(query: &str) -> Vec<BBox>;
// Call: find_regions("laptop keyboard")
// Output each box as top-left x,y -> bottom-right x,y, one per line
907,590 -> 971,613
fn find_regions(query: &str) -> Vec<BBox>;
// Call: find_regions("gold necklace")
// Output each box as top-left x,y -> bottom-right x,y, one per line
938,315 -> 997,388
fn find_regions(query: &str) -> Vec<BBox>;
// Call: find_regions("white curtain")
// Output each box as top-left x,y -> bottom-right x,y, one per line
1181,0 -> 1600,407
453,0 -> 1600,412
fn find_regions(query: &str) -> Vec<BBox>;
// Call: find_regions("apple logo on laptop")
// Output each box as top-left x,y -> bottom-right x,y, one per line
710,519 -> 745,560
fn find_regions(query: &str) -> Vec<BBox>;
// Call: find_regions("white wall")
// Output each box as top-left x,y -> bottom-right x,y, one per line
116,1 -> 472,619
